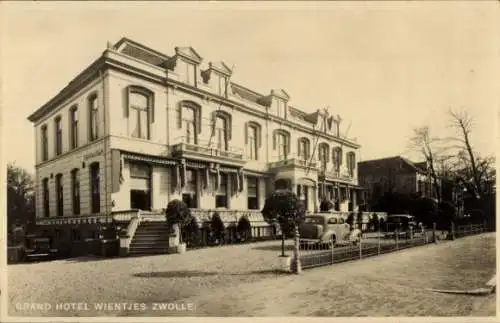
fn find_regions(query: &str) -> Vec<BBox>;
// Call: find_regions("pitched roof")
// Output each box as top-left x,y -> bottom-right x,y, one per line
358,156 -> 428,174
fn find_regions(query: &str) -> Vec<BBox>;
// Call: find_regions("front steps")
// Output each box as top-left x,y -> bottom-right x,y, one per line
128,221 -> 170,256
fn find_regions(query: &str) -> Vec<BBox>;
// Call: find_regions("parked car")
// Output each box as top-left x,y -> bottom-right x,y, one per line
384,214 -> 418,239
23,234 -> 58,261
299,212 -> 362,249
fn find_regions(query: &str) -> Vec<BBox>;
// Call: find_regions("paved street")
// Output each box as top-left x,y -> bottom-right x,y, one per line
8,233 -> 495,317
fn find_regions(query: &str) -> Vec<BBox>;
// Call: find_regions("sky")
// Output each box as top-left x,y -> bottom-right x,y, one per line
1,1 -> 499,173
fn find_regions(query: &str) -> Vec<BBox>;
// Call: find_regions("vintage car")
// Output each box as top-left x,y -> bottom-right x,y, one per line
24,235 -> 58,261
299,212 -> 362,248
384,214 -> 418,239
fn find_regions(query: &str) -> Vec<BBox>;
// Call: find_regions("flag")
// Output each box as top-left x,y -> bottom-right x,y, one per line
119,155 -> 125,184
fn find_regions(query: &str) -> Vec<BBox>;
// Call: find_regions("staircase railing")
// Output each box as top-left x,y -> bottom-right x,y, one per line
118,210 -> 142,256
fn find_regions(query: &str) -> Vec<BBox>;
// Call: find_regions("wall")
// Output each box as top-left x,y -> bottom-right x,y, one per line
34,79 -> 105,166
35,140 -> 107,218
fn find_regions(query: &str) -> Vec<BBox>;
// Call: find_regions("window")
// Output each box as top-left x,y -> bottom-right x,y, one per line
247,125 -> 257,160
183,61 -> 196,86
90,163 -> 100,213
129,163 -> 151,210
69,106 -> 78,149
182,107 -> 197,144
129,90 -> 152,139
277,133 -> 288,160
247,176 -> 259,210
71,169 -> 80,215
297,185 -> 308,210
216,74 -> 227,97
182,169 -> 198,208
347,152 -> 356,176
55,174 -> 63,217
42,178 -> 49,217
327,218 -> 338,224
332,147 -> 343,171
89,94 -> 99,141
214,116 -> 227,151
41,125 -> 48,161
318,143 -> 329,170
54,117 -> 62,156
215,173 -> 228,208
298,138 -> 309,161
276,99 -> 286,118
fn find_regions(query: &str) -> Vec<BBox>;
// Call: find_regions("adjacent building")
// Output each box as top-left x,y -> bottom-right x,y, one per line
27,37 -> 363,237
358,156 -> 438,209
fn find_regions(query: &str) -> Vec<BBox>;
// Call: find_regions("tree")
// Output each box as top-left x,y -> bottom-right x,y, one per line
448,108 -> 495,200
210,212 -> 225,245
236,216 -> 252,242
319,199 -> 334,212
7,163 -> 35,244
262,189 -> 306,274
412,197 -> 439,227
165,199 -> 192,245
409,127 -> 451,203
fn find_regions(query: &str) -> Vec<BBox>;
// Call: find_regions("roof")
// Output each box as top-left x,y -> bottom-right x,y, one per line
358,156 -> 428,174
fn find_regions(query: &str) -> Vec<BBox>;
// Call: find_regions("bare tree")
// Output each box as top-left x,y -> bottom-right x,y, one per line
409,126 -> 447,202
447,108 -> 495,199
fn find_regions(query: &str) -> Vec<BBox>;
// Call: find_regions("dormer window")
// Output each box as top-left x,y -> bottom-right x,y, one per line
277,99 -> 286,118
215,73 -> 227,97
183,60 -> 196,86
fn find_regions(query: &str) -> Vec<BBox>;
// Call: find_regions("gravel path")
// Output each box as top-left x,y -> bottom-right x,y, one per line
8,233 -> 495,317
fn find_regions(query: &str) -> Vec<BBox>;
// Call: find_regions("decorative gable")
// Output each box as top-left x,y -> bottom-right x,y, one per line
174,46 -> 203,64
270,89 -> 290,101
201,61 -> 233,84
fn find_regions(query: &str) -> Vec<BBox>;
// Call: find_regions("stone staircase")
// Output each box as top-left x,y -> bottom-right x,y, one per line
128,221 -> 170,256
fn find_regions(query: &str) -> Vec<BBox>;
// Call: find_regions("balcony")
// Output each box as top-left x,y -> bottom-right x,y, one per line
171,136 -> 246,166
268,154 -> 318,171
320,169 -> 354,182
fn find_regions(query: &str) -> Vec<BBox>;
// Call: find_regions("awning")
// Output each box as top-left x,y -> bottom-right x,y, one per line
122,152 -> 177,166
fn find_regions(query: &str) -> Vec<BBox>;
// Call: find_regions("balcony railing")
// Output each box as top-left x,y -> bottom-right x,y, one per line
320,169 -> 354,182
268,154 -> 318,170
171,136 -> 244,161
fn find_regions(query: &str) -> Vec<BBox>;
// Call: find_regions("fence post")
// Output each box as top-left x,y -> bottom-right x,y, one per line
432,222 -> 437,244
451,222 -> 455,240
331,240 -> 335,264
395,227 -> 399,250
470,223 -> 473,235
359,234 -> 362,259
378,230 -> 381,255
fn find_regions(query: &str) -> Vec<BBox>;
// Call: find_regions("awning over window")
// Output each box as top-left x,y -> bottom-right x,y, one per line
122,152 -> 177,166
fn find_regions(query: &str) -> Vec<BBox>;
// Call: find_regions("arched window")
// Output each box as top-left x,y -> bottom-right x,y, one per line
332,147 -> 343,171
318,143 -> 330,170
273,129 -> 290,160
210,111 -> 232,151
54,116 -> 62,156
55,173 -> 63,217
297,137 -> 310,161
245,121 -> 261,160
71,169 -> 80,215
347,151 -> 356,176
69,105 -> 78,149
88,93 -> 99,141
90,162 -> 100,214
41,125 -> 48,161
127,86 -> 154,140
176,101 -> 202,145
42,178 -> 50,217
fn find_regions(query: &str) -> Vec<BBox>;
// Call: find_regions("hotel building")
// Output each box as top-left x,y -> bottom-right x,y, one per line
27,38 -> 363,254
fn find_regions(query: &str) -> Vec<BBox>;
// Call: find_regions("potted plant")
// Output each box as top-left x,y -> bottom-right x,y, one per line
165,199 -> 192,254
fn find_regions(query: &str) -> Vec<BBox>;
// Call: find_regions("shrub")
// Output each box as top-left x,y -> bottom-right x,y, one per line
371,213 -> 379,231
319,199 -> 334,212
210,212 -> 225,245
236,216 -> 252,242
165,199 -> 192,244
183,216 -> 199,247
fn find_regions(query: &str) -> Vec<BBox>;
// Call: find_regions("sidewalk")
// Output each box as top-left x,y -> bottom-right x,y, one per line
174,233 -> 496,317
